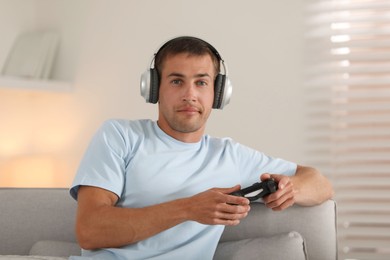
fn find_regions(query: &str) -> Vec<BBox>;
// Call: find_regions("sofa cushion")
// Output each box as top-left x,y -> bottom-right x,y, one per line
213,231 -> 307,260
29,241 -> 80,257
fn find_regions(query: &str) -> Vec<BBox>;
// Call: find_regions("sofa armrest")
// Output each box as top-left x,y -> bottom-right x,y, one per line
220,200 -> 337,260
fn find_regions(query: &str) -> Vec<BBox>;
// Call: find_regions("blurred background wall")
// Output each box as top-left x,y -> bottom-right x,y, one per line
0,0 -> 305,187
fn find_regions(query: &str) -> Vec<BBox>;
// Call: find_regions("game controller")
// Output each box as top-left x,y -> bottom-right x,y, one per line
230,179 -> 278,201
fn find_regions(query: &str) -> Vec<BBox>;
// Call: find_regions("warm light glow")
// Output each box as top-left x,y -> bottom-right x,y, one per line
0,90 -> 82,188
0,155 -> 70,187
0,136 -> 29,156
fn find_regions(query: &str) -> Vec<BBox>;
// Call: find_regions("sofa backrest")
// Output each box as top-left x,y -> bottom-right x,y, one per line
0,188 -> 77,255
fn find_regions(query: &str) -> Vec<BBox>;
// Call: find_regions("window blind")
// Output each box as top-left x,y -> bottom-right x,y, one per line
304,1 -> 390,259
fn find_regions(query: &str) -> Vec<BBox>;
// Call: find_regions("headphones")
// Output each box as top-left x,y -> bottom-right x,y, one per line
140,36 -> 233,109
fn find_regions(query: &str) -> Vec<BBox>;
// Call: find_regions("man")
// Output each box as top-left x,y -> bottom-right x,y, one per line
70,36 -> 333,259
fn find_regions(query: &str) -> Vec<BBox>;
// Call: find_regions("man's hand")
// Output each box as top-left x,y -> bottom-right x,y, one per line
185,186 -> 251,226
260,165 -> 334,210
261,173 -> 295,211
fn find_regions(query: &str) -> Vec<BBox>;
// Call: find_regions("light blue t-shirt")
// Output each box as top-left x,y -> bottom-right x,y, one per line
70,119 -> 297,260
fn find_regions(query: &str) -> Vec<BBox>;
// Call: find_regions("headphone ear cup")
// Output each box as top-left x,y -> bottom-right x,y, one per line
140,68 -> 160,103
140,69 -> 151,102
213,74 -> 233,109
213,74 -> 226,109
149,68 -> 159,103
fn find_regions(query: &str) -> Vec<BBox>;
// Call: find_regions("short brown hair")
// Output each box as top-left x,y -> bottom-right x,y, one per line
154,36 -> 221,79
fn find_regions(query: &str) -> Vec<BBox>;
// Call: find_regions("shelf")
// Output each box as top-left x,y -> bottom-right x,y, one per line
0,76 -> 72,92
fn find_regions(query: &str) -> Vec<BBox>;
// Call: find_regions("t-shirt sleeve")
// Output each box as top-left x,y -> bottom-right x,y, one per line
69,120 -> 130,200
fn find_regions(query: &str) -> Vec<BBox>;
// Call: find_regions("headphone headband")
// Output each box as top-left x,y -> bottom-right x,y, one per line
155,36 -> 223,63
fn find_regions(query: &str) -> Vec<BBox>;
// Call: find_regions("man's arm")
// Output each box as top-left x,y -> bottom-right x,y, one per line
75,185 -> 250,250
261,165 -> 334,211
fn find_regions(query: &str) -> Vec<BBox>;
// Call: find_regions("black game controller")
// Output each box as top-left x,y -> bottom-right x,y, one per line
230,179 -> 278,201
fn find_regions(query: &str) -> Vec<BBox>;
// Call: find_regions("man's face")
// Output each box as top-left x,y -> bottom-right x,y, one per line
157,53 -> 215,142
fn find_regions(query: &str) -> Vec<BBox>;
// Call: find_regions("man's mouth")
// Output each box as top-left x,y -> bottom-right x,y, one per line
177,106 -> 201,114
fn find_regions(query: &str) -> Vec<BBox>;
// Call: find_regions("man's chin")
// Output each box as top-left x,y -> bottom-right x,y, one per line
173,125 -> 202,134
170,120 -> 204,134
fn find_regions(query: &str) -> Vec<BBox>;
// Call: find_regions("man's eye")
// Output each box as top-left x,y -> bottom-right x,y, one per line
196,81 -> 207,86
171,79 -> 182,85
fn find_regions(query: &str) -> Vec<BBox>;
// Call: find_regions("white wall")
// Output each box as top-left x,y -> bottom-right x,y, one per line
0,0 -> 306,187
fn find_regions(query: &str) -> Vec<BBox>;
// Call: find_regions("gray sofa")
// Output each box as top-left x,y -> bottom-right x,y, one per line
0,188 -> 337,259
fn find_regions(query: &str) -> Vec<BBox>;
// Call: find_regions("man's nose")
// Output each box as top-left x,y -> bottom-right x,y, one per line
182,84 -> 197,102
